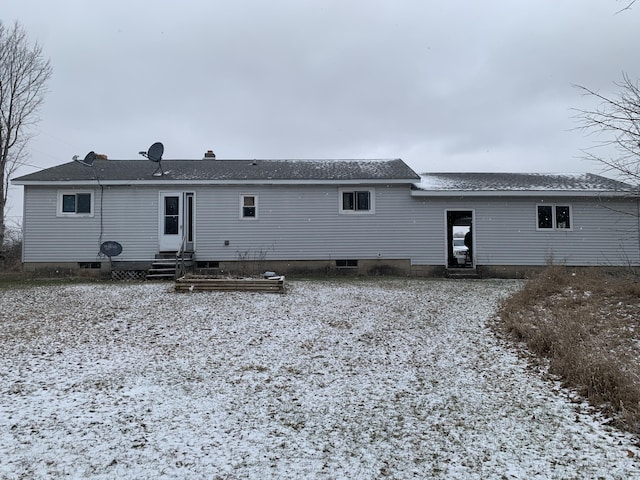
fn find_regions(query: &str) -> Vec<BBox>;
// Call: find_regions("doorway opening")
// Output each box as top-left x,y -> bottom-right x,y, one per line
446,210 -> 473,268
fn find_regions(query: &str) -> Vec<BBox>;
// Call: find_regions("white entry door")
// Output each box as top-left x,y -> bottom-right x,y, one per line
159,192 -> 183,251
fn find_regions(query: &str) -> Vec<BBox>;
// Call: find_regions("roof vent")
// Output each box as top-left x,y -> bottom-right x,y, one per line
204,150 -> 216,159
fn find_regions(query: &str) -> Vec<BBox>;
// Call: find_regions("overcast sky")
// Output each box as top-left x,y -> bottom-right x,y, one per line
4,0 -> 639,224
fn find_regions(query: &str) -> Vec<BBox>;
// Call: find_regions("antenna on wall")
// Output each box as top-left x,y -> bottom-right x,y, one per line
72,150 -> 105,254
139,142 -> 165,176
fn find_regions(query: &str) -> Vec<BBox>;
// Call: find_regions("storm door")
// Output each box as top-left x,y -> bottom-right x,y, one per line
159,192 -> 183,251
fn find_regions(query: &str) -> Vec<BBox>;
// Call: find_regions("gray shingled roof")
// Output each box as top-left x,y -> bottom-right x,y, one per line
12,158 -> 421,184
412,172 -> 635,194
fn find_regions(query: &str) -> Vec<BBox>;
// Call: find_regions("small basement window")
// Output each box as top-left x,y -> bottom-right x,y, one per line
336,259 -> 358,268
537,204 -> 572,230
78,262 -> 101,269
197,261 -> 220,268
58,191 -> 94,216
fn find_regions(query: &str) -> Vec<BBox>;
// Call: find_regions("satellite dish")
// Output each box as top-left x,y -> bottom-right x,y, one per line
83,151 -> 96,166
74,151 -> 96,167
147,142 -> 164,162
100,241 -> 123,258
139,141 -> 165,176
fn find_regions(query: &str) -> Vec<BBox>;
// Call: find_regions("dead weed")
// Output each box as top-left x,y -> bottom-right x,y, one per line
494,266 -> 640,435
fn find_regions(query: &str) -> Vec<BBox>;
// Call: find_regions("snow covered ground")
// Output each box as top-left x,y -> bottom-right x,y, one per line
0,278 -> 639,479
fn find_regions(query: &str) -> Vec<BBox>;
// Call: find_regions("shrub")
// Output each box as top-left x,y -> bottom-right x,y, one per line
0,238 -> 22,272
495,266 -> 640,434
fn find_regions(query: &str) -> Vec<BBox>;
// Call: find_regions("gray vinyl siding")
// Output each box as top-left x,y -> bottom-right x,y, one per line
194,184 -> 427,261
100,186 -> 158,260
415,196 -> 640,266
21,184 -> 640,267
23,186 -> 102,262
22,186 -> 160,262
22,184 -> 428,264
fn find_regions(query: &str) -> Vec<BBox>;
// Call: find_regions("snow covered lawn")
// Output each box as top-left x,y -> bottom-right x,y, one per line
1,278 -> 638,479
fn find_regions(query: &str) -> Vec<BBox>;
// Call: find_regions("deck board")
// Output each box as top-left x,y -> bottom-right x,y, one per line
175,275 -> 285,293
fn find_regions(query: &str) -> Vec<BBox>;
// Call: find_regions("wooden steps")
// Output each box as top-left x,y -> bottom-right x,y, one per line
175,275 -> 286,293
146,252 -> 195,280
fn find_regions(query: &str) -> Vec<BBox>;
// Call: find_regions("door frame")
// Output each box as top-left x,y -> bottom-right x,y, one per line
158,191 -> 196,252
445,209 -> 474,268
184,192 -> 195,252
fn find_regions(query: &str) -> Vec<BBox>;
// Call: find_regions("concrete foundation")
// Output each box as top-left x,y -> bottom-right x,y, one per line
20,260 -> 640,279
215,259 -> 414,277
21,262 -> 109,278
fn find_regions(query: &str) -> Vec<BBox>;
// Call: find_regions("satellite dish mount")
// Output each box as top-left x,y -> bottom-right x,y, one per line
139,142 -> 165,176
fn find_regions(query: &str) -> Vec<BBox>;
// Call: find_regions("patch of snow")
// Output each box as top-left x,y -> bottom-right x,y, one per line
413,172 -> 630,192
1,279 -> 638,479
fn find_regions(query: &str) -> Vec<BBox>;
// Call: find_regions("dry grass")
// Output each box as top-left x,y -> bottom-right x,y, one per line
495,265 -> 640,434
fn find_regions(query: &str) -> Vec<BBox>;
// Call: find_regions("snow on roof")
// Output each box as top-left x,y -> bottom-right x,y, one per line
413,172 -> 634,193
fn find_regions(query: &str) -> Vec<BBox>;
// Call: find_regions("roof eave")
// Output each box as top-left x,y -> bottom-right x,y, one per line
13,178 -> 418,186
410,189 -> 635,197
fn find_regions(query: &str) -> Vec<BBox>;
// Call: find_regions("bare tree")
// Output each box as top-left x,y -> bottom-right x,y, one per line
0,21 -> 52,250
573,72 -> 640,186
616,0 -> 638,13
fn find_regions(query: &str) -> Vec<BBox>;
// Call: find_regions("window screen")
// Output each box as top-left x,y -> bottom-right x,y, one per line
76,193 -> 92,213
555,206 -> 571,229
537,205 -> 553,229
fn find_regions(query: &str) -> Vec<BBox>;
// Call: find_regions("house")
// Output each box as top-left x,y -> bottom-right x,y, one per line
11,155 -> 640,278
411,172 -> 639,277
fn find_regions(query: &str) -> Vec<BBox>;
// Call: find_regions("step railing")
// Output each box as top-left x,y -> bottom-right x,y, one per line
176,233 -> 188,280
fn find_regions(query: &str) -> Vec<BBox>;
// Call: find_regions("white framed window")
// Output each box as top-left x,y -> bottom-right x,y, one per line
537,204 -> 572,230
339,188 -> 375,214
57,191 -> 94,217
240,194 -> 258,219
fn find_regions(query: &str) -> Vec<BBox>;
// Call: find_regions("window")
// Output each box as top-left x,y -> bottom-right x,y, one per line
339,188 -> 374,214
58,191 -> 93,216
196,261 -> 220,268
241,194 -> 257,219
78,262 -> 101,269
164,196 -> 179,234
537,204 -> 572,230
336,259 -> 358,268
555,206 -> 571,229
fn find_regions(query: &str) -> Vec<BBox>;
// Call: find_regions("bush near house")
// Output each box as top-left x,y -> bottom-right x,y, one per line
494,265 -> 640,435
0,238 -> 22,272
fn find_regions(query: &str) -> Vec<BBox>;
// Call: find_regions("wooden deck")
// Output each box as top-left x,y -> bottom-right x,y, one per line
175,275 -> 286,293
